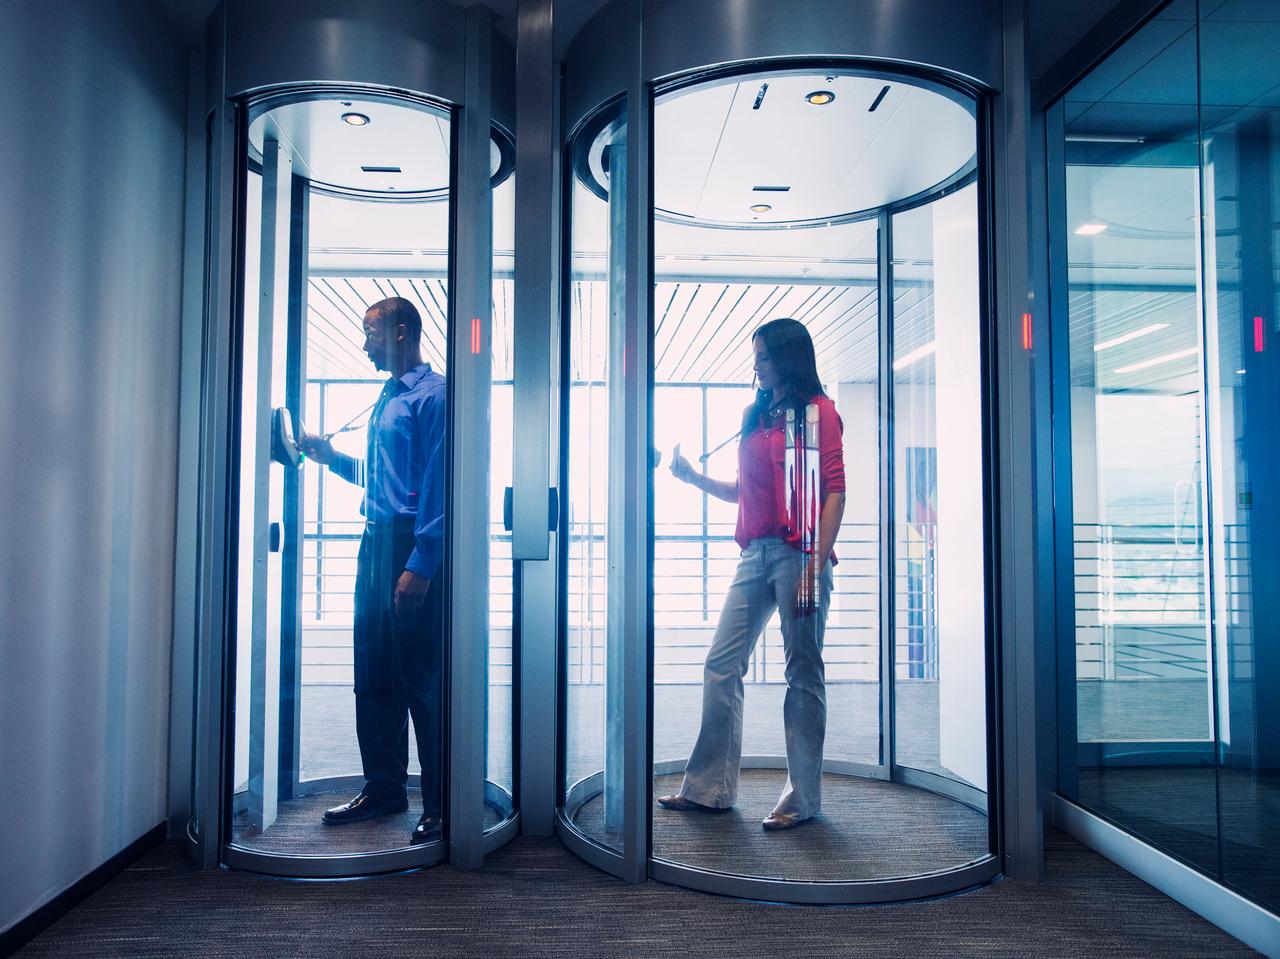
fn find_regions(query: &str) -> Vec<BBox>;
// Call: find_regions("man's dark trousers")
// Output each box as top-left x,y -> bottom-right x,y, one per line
352,520 -> 444,817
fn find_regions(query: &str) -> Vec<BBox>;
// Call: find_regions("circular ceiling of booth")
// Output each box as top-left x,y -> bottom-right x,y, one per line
585,72 -> 976,228
249,97 -> 506,200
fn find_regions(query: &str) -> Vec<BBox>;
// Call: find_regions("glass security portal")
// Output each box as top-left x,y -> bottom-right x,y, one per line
225,91 -> 515,873
561,66 -> 997,900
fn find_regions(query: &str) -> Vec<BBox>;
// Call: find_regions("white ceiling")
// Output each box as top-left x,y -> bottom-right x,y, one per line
653,73 -> 975,227
250,97 -> 502,196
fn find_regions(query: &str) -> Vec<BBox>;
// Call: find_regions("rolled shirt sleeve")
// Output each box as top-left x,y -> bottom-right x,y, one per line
818,396 -> 846,497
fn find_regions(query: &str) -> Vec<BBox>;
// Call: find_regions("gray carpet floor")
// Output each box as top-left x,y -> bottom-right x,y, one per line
15,830 -> 1259,957
570,769 -> 988,881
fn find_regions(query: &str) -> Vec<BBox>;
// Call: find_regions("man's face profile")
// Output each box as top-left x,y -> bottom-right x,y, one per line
362,309 -> 392,372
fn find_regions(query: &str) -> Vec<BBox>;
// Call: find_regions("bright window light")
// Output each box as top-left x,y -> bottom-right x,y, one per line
1075,223 -> 1107,235
892,340 -> 937,370
1093,323 -> 1169,352
1114,347 -> 1198,374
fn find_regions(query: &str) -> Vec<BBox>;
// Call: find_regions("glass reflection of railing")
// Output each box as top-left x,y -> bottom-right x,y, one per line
300,520 -> 514,686
1072,522 -> 1249,680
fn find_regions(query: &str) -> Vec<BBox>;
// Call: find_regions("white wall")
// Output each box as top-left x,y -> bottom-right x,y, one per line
0,0 -> 188,933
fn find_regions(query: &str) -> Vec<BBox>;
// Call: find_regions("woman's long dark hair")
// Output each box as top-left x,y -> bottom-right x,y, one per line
742,318 -> 826,434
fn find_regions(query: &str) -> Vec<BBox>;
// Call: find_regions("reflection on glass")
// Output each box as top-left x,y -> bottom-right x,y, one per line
891,186 -> 987,792
231,97 -> 452,855
1057,5 -> 1221,881
563,110 -> 626,850
487,172 -> 515,828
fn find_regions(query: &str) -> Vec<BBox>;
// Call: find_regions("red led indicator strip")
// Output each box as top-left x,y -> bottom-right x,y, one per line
1022,312 -> 1033,351
1255,315 -> 1266,353
471,317 -> 482,355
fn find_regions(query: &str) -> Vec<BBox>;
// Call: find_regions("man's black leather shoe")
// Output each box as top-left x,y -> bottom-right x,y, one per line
410,813 -> 442,844
321,791 -> 408,824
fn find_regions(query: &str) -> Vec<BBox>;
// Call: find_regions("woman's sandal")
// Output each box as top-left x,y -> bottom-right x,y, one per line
761,811 -> 802,831
657,794 -> 724,812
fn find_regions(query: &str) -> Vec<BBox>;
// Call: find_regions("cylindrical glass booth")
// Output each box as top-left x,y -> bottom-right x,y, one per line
556,0 -> 1001,904
189,0 -> 518,878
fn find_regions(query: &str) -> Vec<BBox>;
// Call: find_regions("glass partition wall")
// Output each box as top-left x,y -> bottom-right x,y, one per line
560,66 -> 998,901
1051,0 -> 1280,917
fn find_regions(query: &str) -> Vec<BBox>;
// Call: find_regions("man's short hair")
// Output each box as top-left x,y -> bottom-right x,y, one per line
369,297 -> 422,339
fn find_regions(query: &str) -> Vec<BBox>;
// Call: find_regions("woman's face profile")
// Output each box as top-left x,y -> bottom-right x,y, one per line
752,336 -> 778,393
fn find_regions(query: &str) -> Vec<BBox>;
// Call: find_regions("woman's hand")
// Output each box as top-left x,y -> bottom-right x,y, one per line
795,557 -> 821,617
669,444 -> 697,485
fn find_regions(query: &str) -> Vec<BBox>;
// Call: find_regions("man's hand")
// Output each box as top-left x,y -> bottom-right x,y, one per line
395,570 -> 431,617
298,432 -> 336,464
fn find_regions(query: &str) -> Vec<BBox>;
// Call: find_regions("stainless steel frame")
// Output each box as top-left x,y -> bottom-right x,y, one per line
554,0 -> 1010,904
186,0 -> 519,879
1051,796 -> 1280,956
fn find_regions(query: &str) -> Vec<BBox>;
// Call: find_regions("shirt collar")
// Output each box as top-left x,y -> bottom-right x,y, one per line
392,362 -> 432,392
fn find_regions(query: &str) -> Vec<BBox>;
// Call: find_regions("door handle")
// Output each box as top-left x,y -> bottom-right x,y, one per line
269,522 -> 282,553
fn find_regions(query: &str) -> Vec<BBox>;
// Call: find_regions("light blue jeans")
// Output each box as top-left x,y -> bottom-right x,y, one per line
677,537 -> 833,820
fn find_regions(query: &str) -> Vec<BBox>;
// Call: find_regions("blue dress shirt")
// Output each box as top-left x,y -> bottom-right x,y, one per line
329,363 -> 447,581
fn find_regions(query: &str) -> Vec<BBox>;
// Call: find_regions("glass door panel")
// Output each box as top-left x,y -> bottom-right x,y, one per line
563,108 -> 627,851
890,186 -> 988,797
1199,1 -> 1280,912
1057,9 -> 1220,876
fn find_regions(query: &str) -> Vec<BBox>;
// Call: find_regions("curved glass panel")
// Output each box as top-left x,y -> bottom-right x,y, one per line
563,107 -> 628,852
487,168 -> 516,828
891,186 -> 988,799
229,96 -> 452,857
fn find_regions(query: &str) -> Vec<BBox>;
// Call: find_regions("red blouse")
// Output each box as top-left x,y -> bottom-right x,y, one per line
735,394 -> 845,553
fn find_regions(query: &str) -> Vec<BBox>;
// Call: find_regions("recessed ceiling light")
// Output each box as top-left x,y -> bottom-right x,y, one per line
749,203 -> 772,213
1075,223 -> 1107,235
805,90 -> 835,106
341,112 -> 371,126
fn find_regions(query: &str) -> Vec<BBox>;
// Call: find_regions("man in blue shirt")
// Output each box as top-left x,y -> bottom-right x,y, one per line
299,296 -> 446,846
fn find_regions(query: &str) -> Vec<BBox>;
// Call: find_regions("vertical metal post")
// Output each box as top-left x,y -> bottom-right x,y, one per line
620,0 -> 652,884
188,3 -> 235,868
1044,98 -> 1079,799
449,4 -> 494,870
514,0 -> 561,836
605,138 -> 628,837
993,0 -> 1052,880
877,209 -> 896,775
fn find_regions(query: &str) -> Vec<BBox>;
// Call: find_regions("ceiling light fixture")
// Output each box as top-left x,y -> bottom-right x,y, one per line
892,341 -> 937,370
1093,323 -> 1169,352
805,90 -> 836,106
1075,223 -> 1107,235
1114,347 -> 1198,374
749,203 -> 773,214
341,112 -> 371,126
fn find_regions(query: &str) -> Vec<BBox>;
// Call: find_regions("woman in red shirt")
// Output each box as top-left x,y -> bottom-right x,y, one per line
660,318 -> 846,830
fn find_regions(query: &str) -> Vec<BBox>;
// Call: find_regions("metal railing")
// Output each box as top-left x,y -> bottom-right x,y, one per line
296,519 -> 1248,688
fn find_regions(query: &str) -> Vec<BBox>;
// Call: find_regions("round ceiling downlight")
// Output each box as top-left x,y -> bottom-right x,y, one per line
750,203 -> 773,213
805,90 -> 836,106
341,112 -> 371,126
